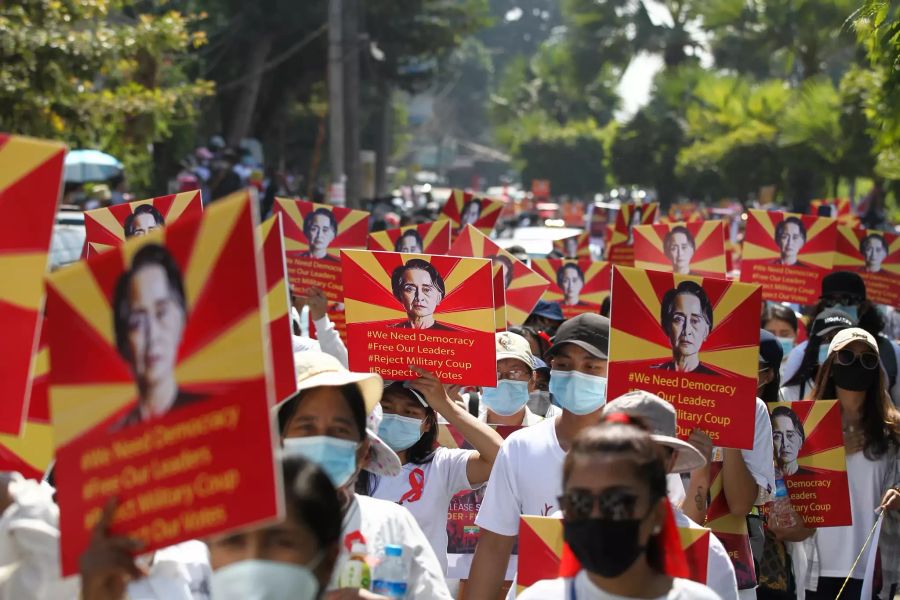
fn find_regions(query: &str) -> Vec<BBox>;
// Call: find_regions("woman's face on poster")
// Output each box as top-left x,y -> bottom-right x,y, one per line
461,202 -> 481,227
126,265 -> 185,389
397,233 -> 423,254
667,293 -> 709,359
772,414 -> 802,465
400,268 -> 442,319
560,266 -> 584,303
665,232 -> 694,274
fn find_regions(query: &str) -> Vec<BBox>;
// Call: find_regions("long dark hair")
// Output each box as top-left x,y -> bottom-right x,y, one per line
810,351 -> 900,460
761,304 -> 798,335
282,456 -> 342,549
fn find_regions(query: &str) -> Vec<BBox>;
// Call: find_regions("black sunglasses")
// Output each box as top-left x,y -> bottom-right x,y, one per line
835,348 -> 879,370
559,488 -> 642,522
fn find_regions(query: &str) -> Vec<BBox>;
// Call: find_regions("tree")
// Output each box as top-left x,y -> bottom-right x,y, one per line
0,0 -> 212,190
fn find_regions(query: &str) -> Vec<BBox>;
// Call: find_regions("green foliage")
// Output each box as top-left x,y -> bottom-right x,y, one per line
0,0 -> 212,190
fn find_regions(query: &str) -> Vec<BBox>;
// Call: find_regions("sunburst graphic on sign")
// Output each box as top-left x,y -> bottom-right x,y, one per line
552,232 -> 591,258
260,213 -> 295,403
438,189 -> 504,237
492,265 -> 507,331
274,197 -> 370,259
47,190 -> 270,449
679,527 -> 710,585
531,258 -> 610,318
809,198 -> 859,227
741,209 -> 837,269
367,221 -> 451,255
341,250 -> 495,332
82,191 -> 203,257
662,203 -> 706,224
0,134 -> 66,435
633,221 -> 727,277
449,225 -> 549,325
833,225 -> 900,306
606,202 -> 659,266
516,515 -> 565,593
608,266 -> 760,377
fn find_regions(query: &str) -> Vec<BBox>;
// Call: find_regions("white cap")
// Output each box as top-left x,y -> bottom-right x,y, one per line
495,331 -> 533,370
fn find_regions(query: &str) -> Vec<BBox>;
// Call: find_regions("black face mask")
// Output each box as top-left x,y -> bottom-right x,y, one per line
563,517 -> 647,577
832,361 -> 877,392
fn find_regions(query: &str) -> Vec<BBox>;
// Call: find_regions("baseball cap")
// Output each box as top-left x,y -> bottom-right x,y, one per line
759,329 -> 783,367
496,331 -> 534,369
828,327 -> 878,355
820,271 -> 866,301
602,391 -> 706,474
382,380 -> 428,407
548,313 -> 609,359
530,300 -> 564,322
810,309 -> 856,339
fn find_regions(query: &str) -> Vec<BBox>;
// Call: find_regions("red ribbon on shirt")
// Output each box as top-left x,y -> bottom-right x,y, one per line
399,468 -> 425,504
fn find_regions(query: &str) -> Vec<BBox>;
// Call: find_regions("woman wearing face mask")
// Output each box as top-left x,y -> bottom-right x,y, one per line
518,418 -> 719,599
365,371 -> 503,574
761,304 -> 799,374
780,309 -> 855,402
796,328 -> 900,600
277,352 -> 453,600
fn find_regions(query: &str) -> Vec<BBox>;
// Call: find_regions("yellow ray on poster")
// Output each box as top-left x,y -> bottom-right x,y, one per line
120,227 -> 167,270
275,197 -> 306,231
434,308 -> 495,332
617,267 -> 662,318
611,330 -> 670,361
184,192 -> 246,308
889,235 -> 900,253
700,346 -> 759,374
33,345 -> 49,378
798,400 -> 836,436
523,515 -> 565,554
741,241 -> 779,261
693,222 -> 719,248
635,224 -> 664,252
0,422 -> 54,472
338,207 -> 369,234
838,225 -> 859,247
259,214 -> 277,240
508,270 -> 548,291
0,136 -> 65,190
797,251 -> 835,269
798,446 -> 846,471
806,215 -> 834,240
882,264 -> 900,275
266,279 -> 289,321
167,191 -> 200,222
343,299 -> 406,324
443,259 -> 490,293
750,210 -> 776,238
89,242 -> 114,255
691,256 -> 727,272
711,280 -> 758,323
176,311 -> 265,383
49,264 -> 115,345
343,250 -> 392,290
368,231 -> 390,250
51,383 -> 135,448
0,253 -> 48,310
422,223 -> 443,247
679,526 -> 708,547
87,208 -> 128,242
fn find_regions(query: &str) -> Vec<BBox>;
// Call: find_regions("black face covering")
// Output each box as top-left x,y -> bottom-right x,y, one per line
832,361 -> 877,392
562,518 -> 647,577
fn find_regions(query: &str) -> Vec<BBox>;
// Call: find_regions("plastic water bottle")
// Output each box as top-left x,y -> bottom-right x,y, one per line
372,544 -> 409,599
768,469 -> 800,529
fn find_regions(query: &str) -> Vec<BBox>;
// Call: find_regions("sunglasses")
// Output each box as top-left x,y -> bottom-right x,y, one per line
835,348 -> 879,370
821,295 -> 863,307
558,488 -> 642,522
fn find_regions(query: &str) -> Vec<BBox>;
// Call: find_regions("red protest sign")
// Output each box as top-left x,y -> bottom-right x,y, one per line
274,197 -> 370,301
679,526 -> 710,585
834,225 -> 900,307
608,266 -> 761,449
0,134 -> 65,435
439,189 -> 504,238
634,221 -> 727,278
531,259 -> 611,319
341,250 -> 497,385
47,191 -> 281,575
767,400 -> 851,527
740,209 -> 838,304
606,203 -> 659,266
450,224 -> 550,325
83,191 -> 203,257
260,214 -> 296,403
492,265 -> 508,331
552,232 -> 591,259
368,221 -> 451,255
707,460 -> 756,590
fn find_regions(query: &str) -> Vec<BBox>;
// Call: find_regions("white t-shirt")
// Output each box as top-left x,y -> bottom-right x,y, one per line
369,447 -> 475,573
779,381 -> 814,402
815,450 -> 888,579
475,417 -> 566,537
479,405 -> 546,426
518,571 -> 722,600
330,494 -> 452,599
128,541 -> 211,600
673,509 -> 738,600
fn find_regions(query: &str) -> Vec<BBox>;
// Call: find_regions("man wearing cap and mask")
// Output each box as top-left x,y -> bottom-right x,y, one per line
479,332 -> 560,426
467,314 -> 611,599
603,391 -> 739,600
781,309 -> 856,402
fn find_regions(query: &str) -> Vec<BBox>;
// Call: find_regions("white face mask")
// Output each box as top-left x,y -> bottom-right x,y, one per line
210,559 -> 321,600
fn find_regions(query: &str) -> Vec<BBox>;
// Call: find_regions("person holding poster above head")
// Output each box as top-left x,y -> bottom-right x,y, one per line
395,229 -> 424,253
365,372 -> 503,574
773,217 -> 806,267
123,204 -> 165,238
390,259 -> 453,331
518,419 -> 720,600
799,328 -> 900,600
663,226 -> 696,275
301,207 -> 338,260
467,314 -> 611,599
652,282 -> 717,375
557,263 -> 587,307
860,232 -> 888,273
276,352 -> 452,600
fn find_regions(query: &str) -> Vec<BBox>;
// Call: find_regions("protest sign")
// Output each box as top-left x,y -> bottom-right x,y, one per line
341,250 -> 497,385
439,189 -> 504,237
679,526 -> 710,585
834,225 -> 900,307
740,209 -> 837,304
47,190 -> 282,575
367,221 -> 451,255
552,232 -> 590,258
0,134 -> 65,435
767,400 -> 851,527
662,203 -> 706,224
608,266 -> 761,449
606,202 -> 659,266
493,265 -> 508,331
809,198 -> 859,227
260,214 -> 296,403
634,221 -> 727,278
450,225 -> 549,325
707,458 -> 756,590
530,259 -> 611,319
274,197 -> 370,301
83,191 -> 203,257
439,424 -> 522,581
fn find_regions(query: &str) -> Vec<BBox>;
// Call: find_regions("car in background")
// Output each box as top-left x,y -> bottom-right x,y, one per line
50,207 -> 85,270
495,226 -> 583,259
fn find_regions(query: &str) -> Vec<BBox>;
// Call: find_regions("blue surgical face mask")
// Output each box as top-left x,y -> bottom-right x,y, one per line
482,379 -> 530,417
832,304 -> 858,321
777,336 -> 795,358
211,559 -> 321,600
818,343 -> 830,365
378,413 -> 424,452
283,436 -> 358,487
548,370 -> 608,415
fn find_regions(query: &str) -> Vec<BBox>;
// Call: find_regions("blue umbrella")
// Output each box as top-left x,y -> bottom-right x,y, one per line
64,149 -> 123,183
